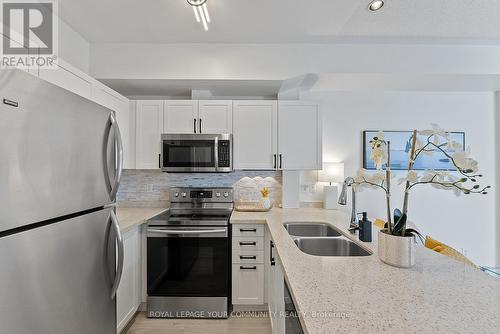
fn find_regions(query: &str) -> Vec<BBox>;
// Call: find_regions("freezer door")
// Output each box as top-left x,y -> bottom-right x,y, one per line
0,69 -> 122,232
0,208 -> 118,334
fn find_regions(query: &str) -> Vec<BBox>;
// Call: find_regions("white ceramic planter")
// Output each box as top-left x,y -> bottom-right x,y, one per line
378,230 -> 416,268
260,197 -> 272,210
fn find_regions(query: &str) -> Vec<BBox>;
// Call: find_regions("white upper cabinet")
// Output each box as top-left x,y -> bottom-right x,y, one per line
164,100 -> 232,134
164,100 -> 198,134
39,59 -> 93,100
135,101 -> 164,169
233,101 -> 277,170
198,100 -> 233,134
278,101 -> 322,170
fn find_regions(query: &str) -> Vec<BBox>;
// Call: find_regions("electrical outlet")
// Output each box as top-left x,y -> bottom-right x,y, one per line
300,184 -> 315,194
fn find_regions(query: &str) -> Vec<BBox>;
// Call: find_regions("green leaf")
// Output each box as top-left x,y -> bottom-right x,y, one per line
406,228 -> 425,244
392,209 -> 407,236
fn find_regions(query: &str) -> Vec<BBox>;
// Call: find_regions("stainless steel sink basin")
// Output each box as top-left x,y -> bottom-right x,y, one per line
283,222 -> 342,237
293,237 -> 371,257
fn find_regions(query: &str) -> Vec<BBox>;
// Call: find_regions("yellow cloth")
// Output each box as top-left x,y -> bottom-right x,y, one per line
424,236 -> 477,268
374,219 -> 386,229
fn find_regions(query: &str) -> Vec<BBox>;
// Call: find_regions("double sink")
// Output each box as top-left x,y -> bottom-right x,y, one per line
284,222 -> 371,257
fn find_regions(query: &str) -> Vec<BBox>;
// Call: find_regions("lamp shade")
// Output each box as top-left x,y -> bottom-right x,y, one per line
318,162 -> 345,184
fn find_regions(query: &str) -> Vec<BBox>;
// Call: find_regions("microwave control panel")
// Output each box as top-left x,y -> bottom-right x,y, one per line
218,140 -> 231,167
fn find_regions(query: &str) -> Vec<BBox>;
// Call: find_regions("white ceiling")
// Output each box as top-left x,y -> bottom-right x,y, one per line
59,0 -> 500,44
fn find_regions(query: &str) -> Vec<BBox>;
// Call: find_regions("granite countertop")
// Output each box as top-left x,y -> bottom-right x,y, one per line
116,207 -> 168,233
231,208 -> 500,334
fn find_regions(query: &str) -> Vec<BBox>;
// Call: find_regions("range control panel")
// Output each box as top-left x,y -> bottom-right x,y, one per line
170,187 -> 233,203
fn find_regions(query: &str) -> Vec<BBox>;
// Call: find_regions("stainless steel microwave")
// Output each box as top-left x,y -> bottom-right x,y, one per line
161,134 -> 232,173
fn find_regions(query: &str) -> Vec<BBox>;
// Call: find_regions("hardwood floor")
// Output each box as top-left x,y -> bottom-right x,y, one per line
125,312 -> 272,334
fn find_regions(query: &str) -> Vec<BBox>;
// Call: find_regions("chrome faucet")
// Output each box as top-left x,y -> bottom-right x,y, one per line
338,177 -> 359,233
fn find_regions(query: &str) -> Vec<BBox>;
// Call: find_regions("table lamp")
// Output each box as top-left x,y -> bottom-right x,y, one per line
318,162 -> 344,210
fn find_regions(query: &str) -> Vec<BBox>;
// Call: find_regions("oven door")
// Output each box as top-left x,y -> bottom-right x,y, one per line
147,226 -> 229,298
161,134 -> 217,172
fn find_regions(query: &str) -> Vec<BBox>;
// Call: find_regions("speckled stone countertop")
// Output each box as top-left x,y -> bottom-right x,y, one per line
231,208 -> 500,334
116,207 -> 168,233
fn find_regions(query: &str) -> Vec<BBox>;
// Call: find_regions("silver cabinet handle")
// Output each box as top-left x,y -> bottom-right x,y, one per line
110,210 -> 124,299
147,229 -> 226,234
109,113 -> 123,200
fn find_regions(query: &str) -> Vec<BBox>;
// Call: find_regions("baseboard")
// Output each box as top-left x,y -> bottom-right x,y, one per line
232,304 -> 269,312
118,311 -> 139,334
138,302 -> 147,312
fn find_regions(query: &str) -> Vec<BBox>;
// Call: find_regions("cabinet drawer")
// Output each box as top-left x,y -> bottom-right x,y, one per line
231,264 -> 265,305
232,237 -> 264,250
232,224 -> 265,237
232,250 -> 264,264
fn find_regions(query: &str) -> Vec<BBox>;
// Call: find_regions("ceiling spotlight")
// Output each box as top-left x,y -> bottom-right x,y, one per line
187,0 -> 210,30
368,0 -> 384,11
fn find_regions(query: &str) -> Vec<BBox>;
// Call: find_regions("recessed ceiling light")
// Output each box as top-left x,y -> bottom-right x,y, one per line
368,0 -> 384,11
187,0 -> 210,30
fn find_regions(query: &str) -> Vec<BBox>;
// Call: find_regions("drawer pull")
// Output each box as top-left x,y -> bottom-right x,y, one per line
240,255 -> 257,260
240,266 -> 257,270
239,241 -> 257,246
240,228 -> 257,232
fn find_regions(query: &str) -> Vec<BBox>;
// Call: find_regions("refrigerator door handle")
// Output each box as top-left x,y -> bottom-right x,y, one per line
109,113 -> 123,200
110,210 -> 124,299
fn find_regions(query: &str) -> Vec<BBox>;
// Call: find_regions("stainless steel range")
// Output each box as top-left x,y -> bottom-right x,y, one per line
146,187 -> 233,318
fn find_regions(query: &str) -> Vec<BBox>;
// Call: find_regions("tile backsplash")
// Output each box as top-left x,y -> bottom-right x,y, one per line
117,170 -> 282,208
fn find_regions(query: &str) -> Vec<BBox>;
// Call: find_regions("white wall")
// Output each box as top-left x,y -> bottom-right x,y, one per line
90,43 -> 500,80
301,90 -> 496,266
59,19 -> 90,73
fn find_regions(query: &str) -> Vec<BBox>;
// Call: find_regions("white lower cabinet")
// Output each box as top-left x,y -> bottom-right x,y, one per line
231,224 -> 265,307
267,232 -> 285,334
117,226 -> 142,333
232,263 -> 265,305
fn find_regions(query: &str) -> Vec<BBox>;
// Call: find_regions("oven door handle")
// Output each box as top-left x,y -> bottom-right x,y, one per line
147,229 -> 227,234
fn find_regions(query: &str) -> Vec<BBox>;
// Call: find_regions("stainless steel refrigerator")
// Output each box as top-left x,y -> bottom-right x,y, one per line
0,69 -> 124,334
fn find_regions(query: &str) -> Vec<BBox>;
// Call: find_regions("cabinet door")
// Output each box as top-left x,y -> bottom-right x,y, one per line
39,59 -> 93,100
233,101 -> 277,170
164,100 -> 198,133
232,264 -> 265,305
272,257 -> 285,334
198,100 -> 233,134
278,101 -> 322,170
135,100 -> 163,169
117,227 -> 141,333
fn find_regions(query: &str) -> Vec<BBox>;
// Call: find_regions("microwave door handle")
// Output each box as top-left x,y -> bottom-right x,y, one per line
214,136 -> 219,171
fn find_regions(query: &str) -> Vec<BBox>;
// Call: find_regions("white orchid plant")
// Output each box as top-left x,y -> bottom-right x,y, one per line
354,124 -> 490,237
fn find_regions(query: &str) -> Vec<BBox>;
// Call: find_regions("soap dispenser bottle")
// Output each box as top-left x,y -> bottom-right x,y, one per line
358,212 -> 372,242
